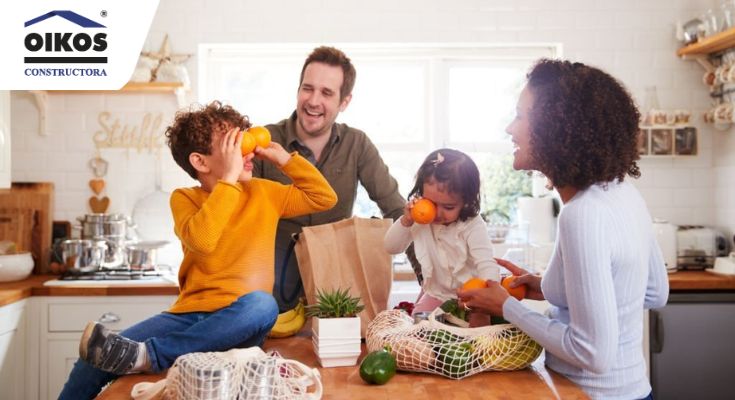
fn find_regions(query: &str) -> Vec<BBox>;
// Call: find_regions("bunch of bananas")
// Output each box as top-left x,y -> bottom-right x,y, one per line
268,302 -> 306,338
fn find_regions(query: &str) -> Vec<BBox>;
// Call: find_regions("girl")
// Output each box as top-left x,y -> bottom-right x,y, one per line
384,148 -> 500,316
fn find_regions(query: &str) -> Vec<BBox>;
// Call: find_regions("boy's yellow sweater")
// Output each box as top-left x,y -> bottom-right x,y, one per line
168,154 -> 337,313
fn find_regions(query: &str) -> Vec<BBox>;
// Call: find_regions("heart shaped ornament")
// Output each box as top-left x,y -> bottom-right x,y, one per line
89,196 -> 110,213
89,179 -> 105,195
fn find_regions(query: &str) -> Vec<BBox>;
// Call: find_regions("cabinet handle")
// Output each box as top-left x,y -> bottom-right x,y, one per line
98,312 -> 121,324
650,310 -> 664,353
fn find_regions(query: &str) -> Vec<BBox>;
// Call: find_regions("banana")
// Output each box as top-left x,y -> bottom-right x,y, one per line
268,302 -> 306,338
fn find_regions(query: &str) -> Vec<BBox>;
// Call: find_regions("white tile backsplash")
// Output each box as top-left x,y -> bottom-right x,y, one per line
7,0 -> 734,243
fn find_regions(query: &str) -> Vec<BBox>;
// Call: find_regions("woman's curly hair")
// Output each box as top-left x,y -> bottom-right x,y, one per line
165,101 -> 251,179
526,59 -> 641,189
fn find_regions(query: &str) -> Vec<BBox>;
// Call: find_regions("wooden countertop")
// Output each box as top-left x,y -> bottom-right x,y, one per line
668,270 -> 735,291
0,275 -> 179,306
2,270 -> 734,308
97,330 -> 589,400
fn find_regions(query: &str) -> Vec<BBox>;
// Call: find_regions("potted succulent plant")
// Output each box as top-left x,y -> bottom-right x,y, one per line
305,287 -> 364,367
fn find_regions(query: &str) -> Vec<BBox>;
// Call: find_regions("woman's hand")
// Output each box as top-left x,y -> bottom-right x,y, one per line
218,127 -> 244,183
254,141 -> 291,167
495,258 -> 545,301
457,280 -> 510,317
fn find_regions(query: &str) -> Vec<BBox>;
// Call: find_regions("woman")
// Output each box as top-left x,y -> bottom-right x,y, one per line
458,59 -> 669,400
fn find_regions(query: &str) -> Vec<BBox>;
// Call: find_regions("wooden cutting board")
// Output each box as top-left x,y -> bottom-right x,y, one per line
0,182 -> 54,274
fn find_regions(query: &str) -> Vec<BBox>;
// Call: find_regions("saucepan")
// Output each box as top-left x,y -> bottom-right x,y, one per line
61,239 -> 107,273
125,240 -> 169,271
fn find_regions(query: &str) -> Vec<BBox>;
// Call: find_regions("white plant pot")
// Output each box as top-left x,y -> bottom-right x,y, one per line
312,317 -> 361,367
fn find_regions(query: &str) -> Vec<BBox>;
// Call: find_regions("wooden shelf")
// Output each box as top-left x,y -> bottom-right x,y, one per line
29,82 -> 188,135
44,81 -> 184,94
677,27 -> 735,57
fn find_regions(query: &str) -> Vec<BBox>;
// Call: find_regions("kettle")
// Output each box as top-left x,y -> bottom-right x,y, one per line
653,219 -> 678,273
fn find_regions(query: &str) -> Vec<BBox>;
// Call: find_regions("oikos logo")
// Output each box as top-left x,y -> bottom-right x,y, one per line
24,10 -> 108,77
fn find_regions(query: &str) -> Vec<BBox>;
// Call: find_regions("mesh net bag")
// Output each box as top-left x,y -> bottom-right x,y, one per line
366,309 -> 543,380
159,347 -> 322,400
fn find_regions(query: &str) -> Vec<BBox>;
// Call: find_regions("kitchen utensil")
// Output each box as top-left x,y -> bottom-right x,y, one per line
0,252 -> 34,282
126,240 -> 169,271
61,239 -> 107,273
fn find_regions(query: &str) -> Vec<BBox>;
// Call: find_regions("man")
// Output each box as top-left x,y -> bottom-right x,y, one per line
253,46 -> 417,312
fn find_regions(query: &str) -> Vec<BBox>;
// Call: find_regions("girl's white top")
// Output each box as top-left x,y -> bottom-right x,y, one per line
503,180 -> 669,400
384,214 -> 500,300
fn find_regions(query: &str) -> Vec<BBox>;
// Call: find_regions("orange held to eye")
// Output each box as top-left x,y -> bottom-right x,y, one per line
248,126 -> 271,148
461,277 -> 488,290
410,198 -> 436,224
241,131 -> 257,155
501,276 -> 527,300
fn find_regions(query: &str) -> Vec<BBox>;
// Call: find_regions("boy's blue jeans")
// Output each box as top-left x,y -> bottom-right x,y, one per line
58,290 -> 278,400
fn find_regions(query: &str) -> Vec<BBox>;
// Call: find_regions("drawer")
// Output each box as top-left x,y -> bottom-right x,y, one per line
48,298 -> 174,333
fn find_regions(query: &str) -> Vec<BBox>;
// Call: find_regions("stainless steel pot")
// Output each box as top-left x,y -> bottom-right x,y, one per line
125,241 -> 168,271
78,213 -> 131,240
61,239 -> 107,273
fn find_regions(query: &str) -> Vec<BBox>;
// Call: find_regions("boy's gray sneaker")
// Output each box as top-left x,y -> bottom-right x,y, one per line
79,321 -> 139,375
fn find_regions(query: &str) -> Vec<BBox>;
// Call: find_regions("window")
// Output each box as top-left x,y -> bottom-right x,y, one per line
199,43 -> 557,221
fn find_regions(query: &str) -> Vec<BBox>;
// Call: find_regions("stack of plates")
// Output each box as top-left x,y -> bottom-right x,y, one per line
311,330 -> 361,367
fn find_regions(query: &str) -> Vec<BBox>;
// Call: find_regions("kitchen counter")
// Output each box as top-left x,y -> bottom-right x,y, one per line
0,274 -> 179,306
667,270 -> 735,291
97,330 -> 589,400
2,270 -> 734,307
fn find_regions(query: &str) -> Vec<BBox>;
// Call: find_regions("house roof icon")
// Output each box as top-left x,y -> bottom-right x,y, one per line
25,10 -> 106,28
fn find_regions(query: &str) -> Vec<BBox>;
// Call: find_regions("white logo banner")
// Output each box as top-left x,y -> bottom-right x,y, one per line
0,1 -> 160,89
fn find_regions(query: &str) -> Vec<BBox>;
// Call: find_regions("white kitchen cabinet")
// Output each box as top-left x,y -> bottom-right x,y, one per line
37,295 -> 176,400
0,91 -> 11,189
0,299 -> 28,400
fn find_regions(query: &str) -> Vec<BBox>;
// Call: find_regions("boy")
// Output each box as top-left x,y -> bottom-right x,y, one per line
58,101 -> 337,399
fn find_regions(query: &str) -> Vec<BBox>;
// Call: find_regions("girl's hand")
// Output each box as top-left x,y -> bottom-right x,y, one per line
218,127 -> 244,183
495,258 -> 545,301
457,280 -> 509,317
254,141 -> 291,167
400,197 -> 419,227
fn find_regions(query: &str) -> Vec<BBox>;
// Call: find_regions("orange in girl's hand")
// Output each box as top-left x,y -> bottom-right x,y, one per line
410,198 -> 436,224
461,277 -> 488,290
248,126 -> 271,148
501,276 -> 527,300
241,131 -> 257,155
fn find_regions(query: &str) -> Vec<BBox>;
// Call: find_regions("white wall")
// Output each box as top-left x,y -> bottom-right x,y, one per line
9,0 -> 734,242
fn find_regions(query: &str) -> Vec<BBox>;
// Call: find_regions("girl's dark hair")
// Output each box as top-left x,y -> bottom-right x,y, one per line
408,148 -> 480,221
526,59 -> 641,189
165,101 -> 250,179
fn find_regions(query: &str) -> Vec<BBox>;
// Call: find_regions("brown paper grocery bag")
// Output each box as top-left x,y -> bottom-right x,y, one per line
294,217 -> 393,337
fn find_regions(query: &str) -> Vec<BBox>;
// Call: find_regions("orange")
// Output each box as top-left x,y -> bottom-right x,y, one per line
241,131 -> 257,155
410,198 -> 436,224
501,276 -> 527,300
461,277 -> 488,290
248,126 -> 271,148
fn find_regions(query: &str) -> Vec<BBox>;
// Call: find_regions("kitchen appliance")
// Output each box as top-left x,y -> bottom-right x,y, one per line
652,219 -> 678,273
650,292 -> 735,399
676,226 -> 729,270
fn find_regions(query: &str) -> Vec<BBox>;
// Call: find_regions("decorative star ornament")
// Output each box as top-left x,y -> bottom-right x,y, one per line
141,34 -> 191,81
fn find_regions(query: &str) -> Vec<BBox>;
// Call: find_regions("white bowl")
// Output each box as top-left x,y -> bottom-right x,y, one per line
0,252 -> 34,282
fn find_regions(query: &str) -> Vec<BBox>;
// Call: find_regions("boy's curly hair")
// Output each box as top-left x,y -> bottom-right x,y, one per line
526,59 -> 641,189
165,101 -> 251,179
408,148 -> 481,222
